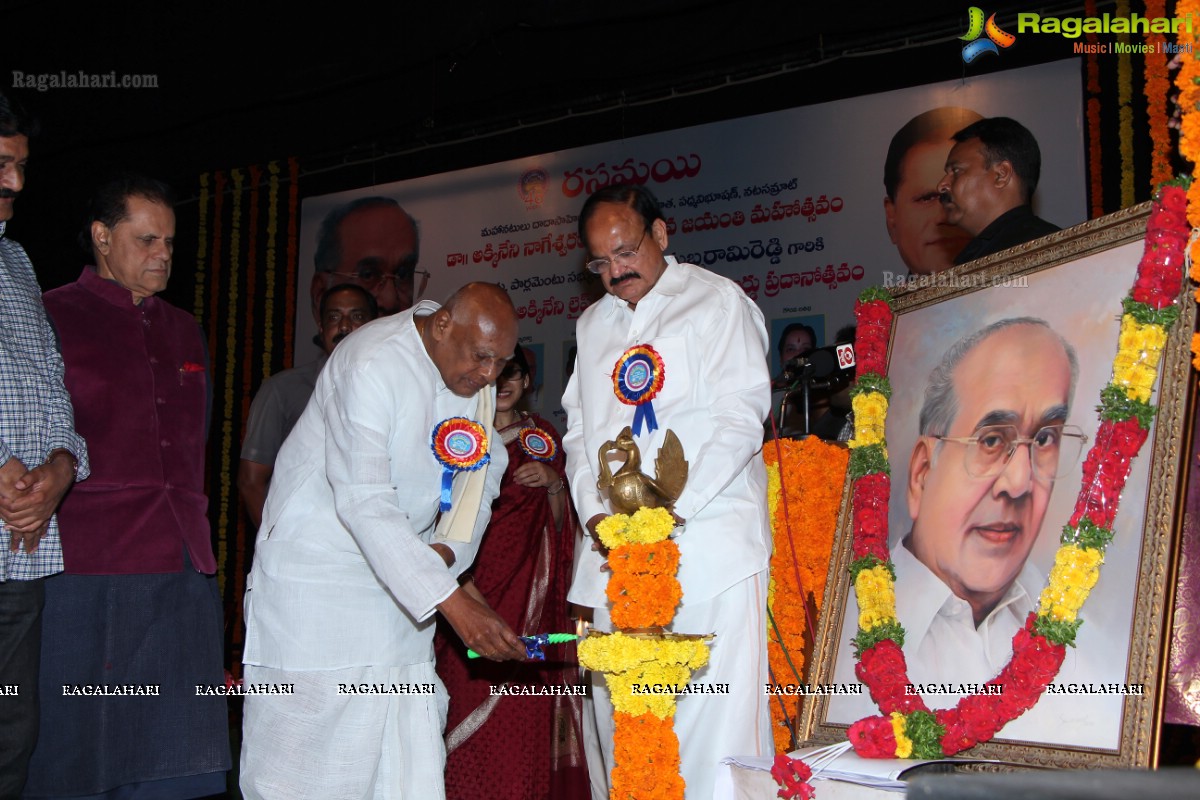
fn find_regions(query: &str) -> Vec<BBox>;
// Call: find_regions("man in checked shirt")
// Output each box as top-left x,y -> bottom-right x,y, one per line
0,90 -> 89,798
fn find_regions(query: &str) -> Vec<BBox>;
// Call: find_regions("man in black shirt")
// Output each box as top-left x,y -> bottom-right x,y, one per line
937,117 -> 1059,265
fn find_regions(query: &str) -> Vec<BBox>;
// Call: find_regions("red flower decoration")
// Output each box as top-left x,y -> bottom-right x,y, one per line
1147,205 -> 1189,239
847,715 -> 899,759
1070,418 -> 1148,529
853,299 -> 893,375
852,474 -> 890,561
1135,188 -> 1189,307
930,615 -> 1067,755
855,640 -> 927,715
1158,184 -> 1187,213
771,754 -> 816,800
1132,230 -> 1186,308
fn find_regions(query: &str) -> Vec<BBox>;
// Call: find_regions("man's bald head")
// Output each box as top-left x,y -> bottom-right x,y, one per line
422,282 -> 519,397
441,282 -> 516,324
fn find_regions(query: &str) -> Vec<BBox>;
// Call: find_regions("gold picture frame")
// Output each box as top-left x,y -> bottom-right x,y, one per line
796,202 -> 1194,769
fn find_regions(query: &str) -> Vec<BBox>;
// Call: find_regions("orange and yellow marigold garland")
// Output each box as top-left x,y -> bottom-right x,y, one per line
578,505 -> 704,798
1179,0 -> 1200,373
599,508 -> 683,629
611,712 -> 685,800
1143,0 -> 1173,187
1116,0 -> 1136,207
607,567 -> 682,629
763,436 -> 848,752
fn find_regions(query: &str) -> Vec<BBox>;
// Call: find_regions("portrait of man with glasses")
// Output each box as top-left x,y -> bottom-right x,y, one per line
309,195 -> 430,319
897,316 -> 1082,688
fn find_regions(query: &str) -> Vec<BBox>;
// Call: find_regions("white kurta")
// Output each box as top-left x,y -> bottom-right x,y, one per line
241,301 -> 505,799
562,257 -> 773,799
563,257 -> 773,608
891,542 -> 1041,687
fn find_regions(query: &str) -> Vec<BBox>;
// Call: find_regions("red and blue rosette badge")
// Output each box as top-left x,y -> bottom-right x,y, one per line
612,344 -> 665,436
518,427 -> 558,463
431,417 -> 491,512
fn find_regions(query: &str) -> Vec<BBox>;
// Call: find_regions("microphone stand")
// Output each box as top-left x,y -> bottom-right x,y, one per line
779,367 -> 830,439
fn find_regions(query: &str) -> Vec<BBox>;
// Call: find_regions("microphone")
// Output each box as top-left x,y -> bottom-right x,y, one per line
780,347 -> 839,384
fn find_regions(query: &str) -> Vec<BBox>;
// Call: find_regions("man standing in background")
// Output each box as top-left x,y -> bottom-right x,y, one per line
28,174 -> 230,797
238,283 -> 378,527
0,90 -> 89,799
939,117 -> 1060,265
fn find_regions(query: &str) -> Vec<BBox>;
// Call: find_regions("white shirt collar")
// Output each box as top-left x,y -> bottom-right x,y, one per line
892,536 -> 1042,645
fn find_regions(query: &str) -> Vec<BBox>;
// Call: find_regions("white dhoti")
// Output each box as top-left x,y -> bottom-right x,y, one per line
588,569 -> 772,800
240,663 -> 449,800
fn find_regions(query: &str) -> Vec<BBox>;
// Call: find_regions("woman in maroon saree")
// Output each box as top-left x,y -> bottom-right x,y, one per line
435,347 -> 590,799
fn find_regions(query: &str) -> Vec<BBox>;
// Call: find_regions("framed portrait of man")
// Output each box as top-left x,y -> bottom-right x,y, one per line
797,202 -> 1194,768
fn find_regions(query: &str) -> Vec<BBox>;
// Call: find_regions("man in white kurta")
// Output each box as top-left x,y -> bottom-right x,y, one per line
241,284 -> 526,800
563,185 -> 773,800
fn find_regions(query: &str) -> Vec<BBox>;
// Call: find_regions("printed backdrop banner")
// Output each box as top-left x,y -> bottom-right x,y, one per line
297,60 -> 1085,430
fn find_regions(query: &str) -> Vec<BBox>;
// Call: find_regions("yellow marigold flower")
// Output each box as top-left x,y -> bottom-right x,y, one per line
854,564 -> 894,596
890,712 -> 913,759
1049,603 -> 1077,623
595,513 -> 630,549
596,638 -> 712,718
859,607 -> 894,631
1054,581 -> 1088,610
850,392 -> 888,449
607,671 -> 676,718
854,565 -> 897,630
596,506 -> 676,549
766,464 -> 781,544
1038,544 -> 1104,620
1112,316 -> 1165,403
578,632 -> 709,676
1192,334 -> 1200,372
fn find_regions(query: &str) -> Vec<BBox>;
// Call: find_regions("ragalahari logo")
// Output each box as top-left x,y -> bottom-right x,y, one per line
960,7 -> 1016,63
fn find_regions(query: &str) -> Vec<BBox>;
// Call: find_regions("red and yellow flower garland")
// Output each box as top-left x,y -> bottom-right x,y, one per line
763,437 -> 848,753
578,506 -> 707,798
845,184 -> 1187,758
